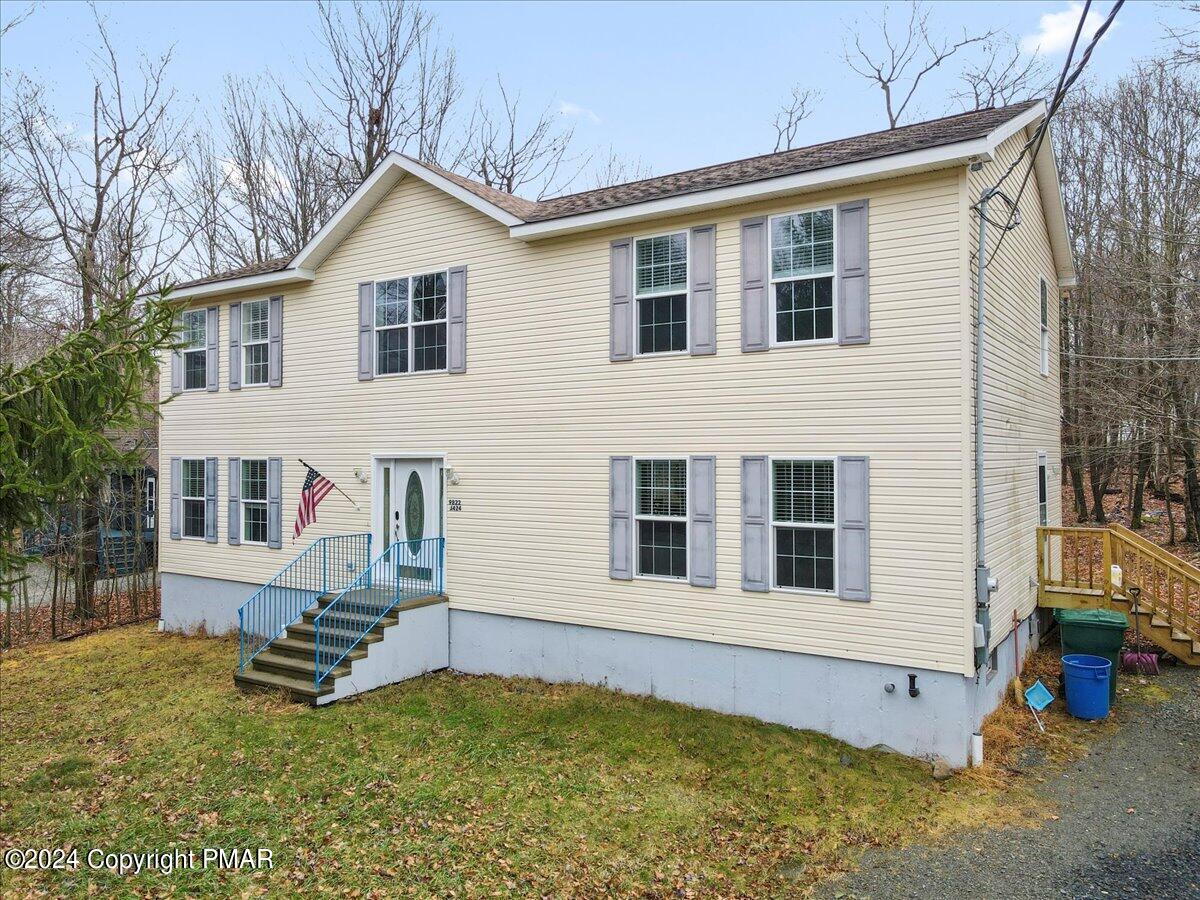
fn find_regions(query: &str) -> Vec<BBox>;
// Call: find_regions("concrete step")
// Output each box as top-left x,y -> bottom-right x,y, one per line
268,635 -> 370,664
286,620 -> 388,643
251,650 -> 352,681
234,667 -> 333,700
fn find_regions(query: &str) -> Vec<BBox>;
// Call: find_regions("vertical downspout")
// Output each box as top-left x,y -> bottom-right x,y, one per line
974,187 -> 997,671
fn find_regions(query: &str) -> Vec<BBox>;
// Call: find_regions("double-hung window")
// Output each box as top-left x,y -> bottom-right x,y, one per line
181,309 -> 208,390
1037,452 -> 1048,526
181,458 -> 207,539
242,299 -> 269,386
1039,278 -> 1050,377
241,458 -> 268,544
635,458 -> 687,579
374,271 -> 448,375
769,208 -> 835,344
634,232 -> 688,354
772,458 -> 836,592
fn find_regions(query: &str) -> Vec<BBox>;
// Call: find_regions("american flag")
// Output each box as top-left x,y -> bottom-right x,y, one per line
294,464 -> 334,539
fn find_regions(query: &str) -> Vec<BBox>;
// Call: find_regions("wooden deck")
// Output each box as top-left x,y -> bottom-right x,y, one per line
1037,525 -> 1200,665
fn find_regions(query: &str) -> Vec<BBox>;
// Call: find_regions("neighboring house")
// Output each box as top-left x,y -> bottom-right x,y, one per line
160,100 -> 1073,768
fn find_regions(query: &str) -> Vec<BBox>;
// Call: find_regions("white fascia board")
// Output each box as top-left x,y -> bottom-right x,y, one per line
291,153 -> 523,273
511,104 -> 1048,242
171,267 -> 315,302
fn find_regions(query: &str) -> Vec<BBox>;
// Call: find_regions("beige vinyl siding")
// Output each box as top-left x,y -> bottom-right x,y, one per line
964,130 -> 1064,654
160,168 -> 974,673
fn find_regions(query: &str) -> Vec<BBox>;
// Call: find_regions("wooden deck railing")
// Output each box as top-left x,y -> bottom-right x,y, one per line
1037,525 -> 1199,651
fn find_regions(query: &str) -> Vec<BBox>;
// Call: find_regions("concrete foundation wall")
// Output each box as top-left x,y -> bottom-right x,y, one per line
162,574 -> 1041,767
450,609 -> 980,766
160,572 -> 255,634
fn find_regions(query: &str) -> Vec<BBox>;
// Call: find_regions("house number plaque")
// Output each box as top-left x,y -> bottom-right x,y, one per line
448,499 -> 462,512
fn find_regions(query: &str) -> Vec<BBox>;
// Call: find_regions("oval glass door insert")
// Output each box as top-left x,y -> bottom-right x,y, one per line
404,470 -> 424,554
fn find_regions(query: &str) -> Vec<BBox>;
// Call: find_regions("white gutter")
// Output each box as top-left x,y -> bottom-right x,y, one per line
171,267 -> 315,302
511,104 -> 1046,241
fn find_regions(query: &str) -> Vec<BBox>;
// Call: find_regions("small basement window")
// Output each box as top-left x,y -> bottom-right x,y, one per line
635,458 -> 688,579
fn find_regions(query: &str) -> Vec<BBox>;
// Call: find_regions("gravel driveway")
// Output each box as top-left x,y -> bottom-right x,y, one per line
818,664 -> 1200,900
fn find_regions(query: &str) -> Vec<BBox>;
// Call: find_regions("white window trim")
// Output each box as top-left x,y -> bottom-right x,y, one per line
180,457 -> 208,541
1039,276 -> 1050,378
1037,450 -> 1049,527
240,457 -> 269,546
145,475 -> 156,531
632,455 -> 690,583
242,298 -> 270,388
768,204 -> 839,348
769,455 -> 839,596
181,309 -> 208,393
372,270 -> 451,377
633,230 -> 691,358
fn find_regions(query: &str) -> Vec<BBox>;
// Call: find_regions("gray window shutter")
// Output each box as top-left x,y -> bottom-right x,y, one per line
610,456 -> 633,579
837,455 -> 870,601
448,265 -> 467,373
169,457 -> 181,540
227,457 -> 241,545
741,455 -> 769,591
837,199 -> 870,345
610,239 -> 633,361
358,282 -> 374,381
204,456 -> 218,543
170,314 -> 183,395
740,217 -> 769,352
267,457 -> 283,549
228,302 -> 241,390
688,455 -> 716,587
689,225 -> 716,356
268,295 -> 283,386
205,306 -> 219,391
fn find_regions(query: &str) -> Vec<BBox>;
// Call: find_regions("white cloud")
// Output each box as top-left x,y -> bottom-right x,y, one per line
1020,2 -> 1114,56
558,100 -> 600,124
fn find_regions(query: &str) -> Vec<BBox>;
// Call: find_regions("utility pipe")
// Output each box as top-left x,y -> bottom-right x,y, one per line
973,186 -> 998,671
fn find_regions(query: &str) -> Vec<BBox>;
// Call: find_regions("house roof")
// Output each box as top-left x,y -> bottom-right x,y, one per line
175,256 -> 292,291
174,100 -> 1074,296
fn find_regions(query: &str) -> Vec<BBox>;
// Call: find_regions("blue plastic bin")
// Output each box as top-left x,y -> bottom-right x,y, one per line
1061,654 -> 1112,720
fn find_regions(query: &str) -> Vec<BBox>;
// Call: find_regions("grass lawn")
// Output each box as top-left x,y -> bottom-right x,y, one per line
1,625 -> 1042,898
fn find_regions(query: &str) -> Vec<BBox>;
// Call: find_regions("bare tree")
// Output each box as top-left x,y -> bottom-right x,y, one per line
953,37 -> 1052,110
1165,4 -> 1200,67
0,2 -> 35,38
588,147 -> 652,190
2,14 -> 191,323
771,85 -> 822,152
456,77 -> 582,198
311,0 -> 459,191
843,1 -> 997,128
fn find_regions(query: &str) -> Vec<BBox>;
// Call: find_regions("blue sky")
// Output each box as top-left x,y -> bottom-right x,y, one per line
1,1 -> 1190,189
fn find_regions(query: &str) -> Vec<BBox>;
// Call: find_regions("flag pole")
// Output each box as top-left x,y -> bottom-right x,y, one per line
298,459 -> 362,510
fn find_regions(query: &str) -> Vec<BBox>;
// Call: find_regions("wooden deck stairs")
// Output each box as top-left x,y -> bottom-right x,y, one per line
1037,524 -> 1200,665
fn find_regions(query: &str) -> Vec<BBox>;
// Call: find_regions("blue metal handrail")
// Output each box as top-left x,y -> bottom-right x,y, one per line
312,536 -> 445,689
237,532 -> 372,671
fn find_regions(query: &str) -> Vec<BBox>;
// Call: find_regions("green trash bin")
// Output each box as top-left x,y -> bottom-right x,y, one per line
1055,608 -> 1129,705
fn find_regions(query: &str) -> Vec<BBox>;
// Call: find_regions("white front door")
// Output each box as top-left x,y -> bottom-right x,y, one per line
375,457 -> 442,588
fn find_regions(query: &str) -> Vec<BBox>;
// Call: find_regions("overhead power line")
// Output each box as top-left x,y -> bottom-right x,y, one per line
983,0 -> 1126,265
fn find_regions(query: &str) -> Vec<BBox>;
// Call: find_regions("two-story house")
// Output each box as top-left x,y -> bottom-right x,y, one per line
159,100 -> 1073,767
